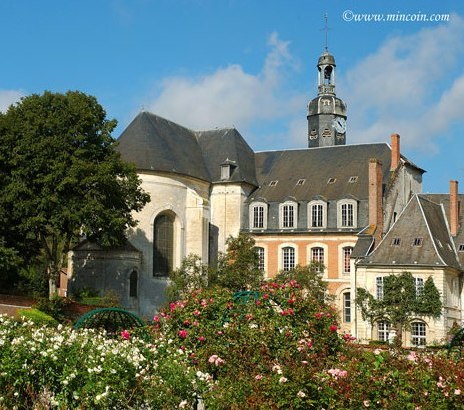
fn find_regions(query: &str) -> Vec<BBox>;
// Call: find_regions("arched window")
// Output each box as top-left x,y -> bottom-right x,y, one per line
342,246 -> 353,274
311,247 -> 325,273
153,213 -> 174,276
250,202 -> 267,229
411,322 -> 426,346
282,247 -> 295,271
129,270 -> 138,298
308,200 -> 327,228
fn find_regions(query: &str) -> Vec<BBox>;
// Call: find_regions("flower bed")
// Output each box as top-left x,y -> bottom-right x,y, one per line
1,279 -> 463,409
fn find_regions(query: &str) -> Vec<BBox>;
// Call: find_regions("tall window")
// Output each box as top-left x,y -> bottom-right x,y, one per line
312,204 -> 323,227
343,292 -> 351,323
341,203 -> 354,227
253,205 -> 264,228
129,270 -> 138,298
411,322 -> 426,346
153,213 -> 174,276
281,204 -> 296,228
279,202 -> 297,228
337,200 -> 357,228
255,247 -> 265,271
250,203 -> 267,229
377,321 -> 390,342
282,247 -> 295,271
311,247 -> 324,273
376,277 -> 384,300
309,201 -> 327,228
343,247 -> 353,274
415,278 -> 424,297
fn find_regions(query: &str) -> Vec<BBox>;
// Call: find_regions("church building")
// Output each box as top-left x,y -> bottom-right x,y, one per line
68,47 -> 463,346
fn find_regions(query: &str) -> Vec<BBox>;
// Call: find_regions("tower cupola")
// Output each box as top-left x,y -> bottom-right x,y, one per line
307,19 -> 347,149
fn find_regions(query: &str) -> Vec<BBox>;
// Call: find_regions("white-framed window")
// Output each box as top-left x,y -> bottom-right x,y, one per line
411,322 -> 426,346
377,321 -> 390,342
337,199 -> 357,228
310,247 -> 325,273
249,202 -> 267,229
282,246 -> 296,271
255,247 -> 265,271
308,200 -> 327,228
342,246 -> 353,274
279,201 -> 297,229
376,277 -> 384,300
415,277 -> 424,297
343,291 -> 351,323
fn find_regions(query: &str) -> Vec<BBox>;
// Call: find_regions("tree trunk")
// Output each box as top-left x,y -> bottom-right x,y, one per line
48,265 -> 59,299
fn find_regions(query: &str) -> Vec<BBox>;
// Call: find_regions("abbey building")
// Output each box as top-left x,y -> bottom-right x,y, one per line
68,48 -> 463,346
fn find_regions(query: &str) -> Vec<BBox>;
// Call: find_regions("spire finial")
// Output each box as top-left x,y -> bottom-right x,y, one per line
322,13 -> 330,51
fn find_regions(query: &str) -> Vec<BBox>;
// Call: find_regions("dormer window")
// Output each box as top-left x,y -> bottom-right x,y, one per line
249,202 -> 268,229
269,180 -> 278,187
458,244 -> 464,252
296,179 -> 306,186
308,200 -> 327,228
337,199 -> 357,228
412,238 -> 423,246
279,201 -> 298,229
391,238 -> 401,246
348,176 -> 358,183
328,178 -> 336,184
220,159 -> 236,181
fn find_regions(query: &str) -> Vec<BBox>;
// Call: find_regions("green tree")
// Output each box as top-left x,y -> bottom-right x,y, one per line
276,263 -> 329,302
211,233 -> 263,291
0,91 -> 150,296
355,272 -> 442,344
166,254 -> 211,302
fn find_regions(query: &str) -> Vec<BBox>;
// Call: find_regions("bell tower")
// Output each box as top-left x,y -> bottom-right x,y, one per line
307,18 -> 347,148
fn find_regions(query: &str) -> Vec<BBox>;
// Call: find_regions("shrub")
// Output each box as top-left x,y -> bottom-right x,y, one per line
16,308 -> 58,326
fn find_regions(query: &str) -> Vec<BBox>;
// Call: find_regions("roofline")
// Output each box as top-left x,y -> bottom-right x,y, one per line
417,195 -> 447,266
254,142 -> 388,154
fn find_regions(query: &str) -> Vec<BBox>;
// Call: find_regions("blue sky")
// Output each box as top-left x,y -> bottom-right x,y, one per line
1,0 -> 463,193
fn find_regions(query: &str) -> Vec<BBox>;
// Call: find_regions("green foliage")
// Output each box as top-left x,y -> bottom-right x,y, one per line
276,263 -> 328,301
0,316 -> 206,409
213,233 -> 263,291
356,272 -> 442,342
17,308 -> 58,326
167,254 -> 210,302
0,91 -> 150,296
33,295 -> 71,321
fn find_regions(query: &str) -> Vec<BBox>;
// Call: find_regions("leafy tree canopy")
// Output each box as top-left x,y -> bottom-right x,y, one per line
0,90 -> 150,294
355,271 -> 442,341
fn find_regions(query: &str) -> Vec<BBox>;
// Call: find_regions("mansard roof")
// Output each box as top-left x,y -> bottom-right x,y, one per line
250,143 -> 395,203
116,112 -> 257,186
359,195 -> 461,269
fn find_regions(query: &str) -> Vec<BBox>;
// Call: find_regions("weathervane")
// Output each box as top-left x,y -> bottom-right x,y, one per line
322,13 -> 330,51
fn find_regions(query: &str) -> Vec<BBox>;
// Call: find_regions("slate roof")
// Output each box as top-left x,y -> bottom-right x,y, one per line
116,112 -> 257,186
421,193 -> 464,266
196,128 -> 258,185
359,195 -> 461,269
250,143 -> 394,202
116,112 -> 210,181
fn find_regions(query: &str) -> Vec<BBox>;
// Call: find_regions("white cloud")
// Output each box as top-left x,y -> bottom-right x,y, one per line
341,14 -> 464,152
145,32 -> 302,145
0,90 -> 24,113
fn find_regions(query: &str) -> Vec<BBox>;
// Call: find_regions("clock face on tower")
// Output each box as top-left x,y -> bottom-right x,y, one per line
332,117 -> 346,134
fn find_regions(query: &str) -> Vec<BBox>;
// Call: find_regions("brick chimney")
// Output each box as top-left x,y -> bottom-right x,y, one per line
369,158 -> 383,239
450,180 -> 459,236
390,134 -> 400,171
